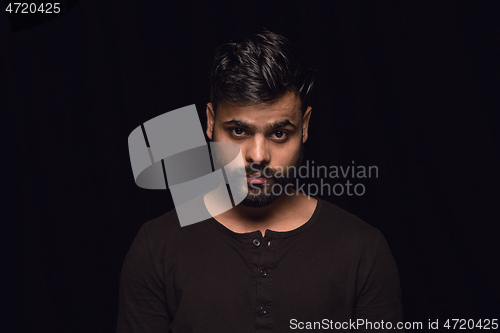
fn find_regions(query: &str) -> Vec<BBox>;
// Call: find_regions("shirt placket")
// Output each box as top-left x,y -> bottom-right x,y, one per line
250,233 -> 277,332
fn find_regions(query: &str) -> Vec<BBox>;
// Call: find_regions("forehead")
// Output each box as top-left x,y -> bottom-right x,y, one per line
216,92 -> 302,124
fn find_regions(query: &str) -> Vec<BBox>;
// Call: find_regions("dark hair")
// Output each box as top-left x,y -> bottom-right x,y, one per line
210,30 -> 316,114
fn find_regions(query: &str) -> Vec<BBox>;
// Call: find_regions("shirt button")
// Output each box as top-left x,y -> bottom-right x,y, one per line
260,269 -> 268,277
252,239 -> 261,247
260,306 -> 267,315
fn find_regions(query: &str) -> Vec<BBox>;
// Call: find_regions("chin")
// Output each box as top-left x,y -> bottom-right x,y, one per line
238,183 -> 281,208
240,194 -> 280,208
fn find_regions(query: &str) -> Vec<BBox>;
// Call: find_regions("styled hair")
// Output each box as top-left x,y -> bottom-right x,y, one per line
210,30 -> 316,114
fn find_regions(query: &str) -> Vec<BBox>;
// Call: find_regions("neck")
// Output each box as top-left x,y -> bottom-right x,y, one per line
208,189 -> 314,235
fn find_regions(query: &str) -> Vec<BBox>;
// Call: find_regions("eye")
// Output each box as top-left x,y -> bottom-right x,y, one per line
230,128 -> 247,137
271,130 -> 288,140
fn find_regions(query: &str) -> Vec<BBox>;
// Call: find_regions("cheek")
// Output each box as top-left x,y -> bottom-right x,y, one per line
273,143 -> 301,166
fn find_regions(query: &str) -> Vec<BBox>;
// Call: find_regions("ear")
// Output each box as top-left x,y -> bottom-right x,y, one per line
206,103 -> 215,140
302,106 -> 312,143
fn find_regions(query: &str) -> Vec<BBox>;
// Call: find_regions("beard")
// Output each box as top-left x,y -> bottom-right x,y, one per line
231,144 -> 305,208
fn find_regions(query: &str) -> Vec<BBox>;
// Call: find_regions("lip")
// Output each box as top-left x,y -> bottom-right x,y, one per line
246,176 -> 268,184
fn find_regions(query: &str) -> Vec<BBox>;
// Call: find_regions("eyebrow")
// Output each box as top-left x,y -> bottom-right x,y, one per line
223,119 -> 297,131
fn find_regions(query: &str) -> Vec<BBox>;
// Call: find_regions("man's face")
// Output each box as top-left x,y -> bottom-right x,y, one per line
206,92 -> 312,207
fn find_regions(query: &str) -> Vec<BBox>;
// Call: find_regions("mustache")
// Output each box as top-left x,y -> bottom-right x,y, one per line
246,164 -> 278,178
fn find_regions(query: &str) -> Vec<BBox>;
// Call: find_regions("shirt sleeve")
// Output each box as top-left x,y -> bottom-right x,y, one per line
353,230 -> 404,332
116,224 -> 171,333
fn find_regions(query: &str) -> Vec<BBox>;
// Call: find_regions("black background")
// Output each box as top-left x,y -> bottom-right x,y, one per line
2,1 -> 499,332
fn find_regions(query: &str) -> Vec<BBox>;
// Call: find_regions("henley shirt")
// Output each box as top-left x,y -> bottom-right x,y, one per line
116,198 -> 404,332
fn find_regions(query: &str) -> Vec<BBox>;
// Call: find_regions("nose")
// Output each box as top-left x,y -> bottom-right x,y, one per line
244,135 -> 270,166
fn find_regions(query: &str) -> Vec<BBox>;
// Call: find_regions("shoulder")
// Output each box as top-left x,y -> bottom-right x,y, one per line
311,198 -> 384,251
310,199 -> 396,272
316,198 -> 380,236
141,208 -> 182,242
128,208 -> 183,264
136,207 -> 215,260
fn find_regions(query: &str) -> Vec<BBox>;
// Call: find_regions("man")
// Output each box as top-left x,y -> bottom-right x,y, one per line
117,30 -> 404,332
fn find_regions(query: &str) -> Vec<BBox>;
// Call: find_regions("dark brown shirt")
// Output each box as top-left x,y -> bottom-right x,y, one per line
116,198 -> 403,332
